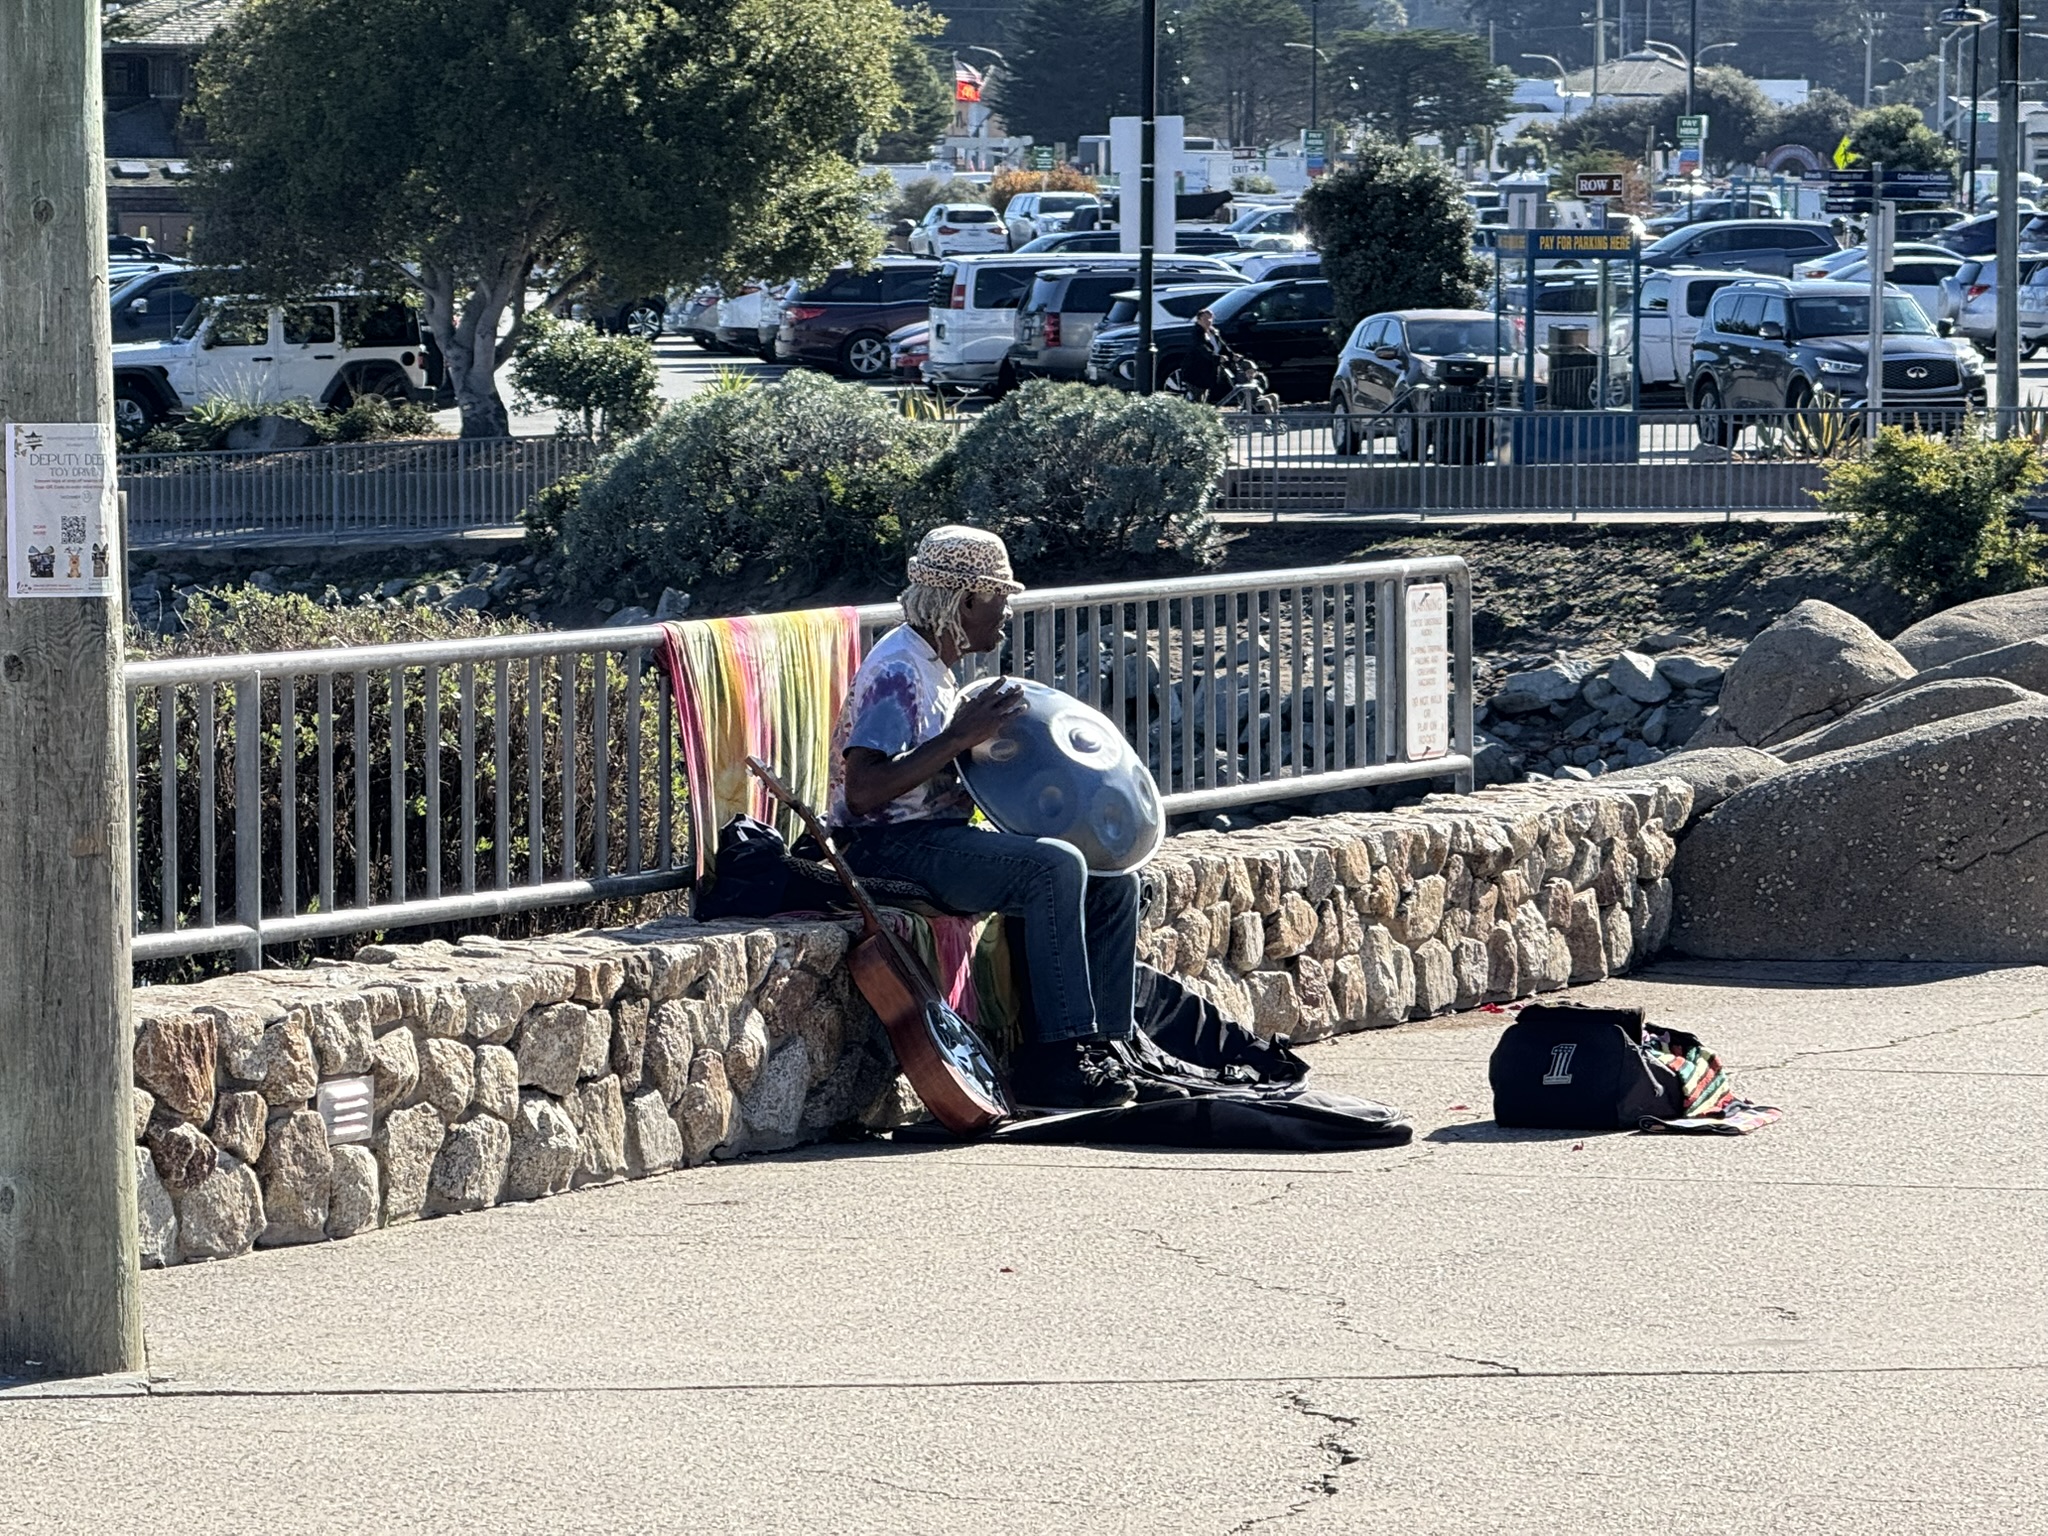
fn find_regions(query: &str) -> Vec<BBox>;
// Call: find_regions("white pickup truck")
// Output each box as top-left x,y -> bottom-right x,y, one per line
112,294 -> 430,440
1622,268 -> 1744,391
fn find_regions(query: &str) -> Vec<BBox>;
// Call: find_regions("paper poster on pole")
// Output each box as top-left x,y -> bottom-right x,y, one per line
1403,582 -> 1449,761
7,422 -> 119,599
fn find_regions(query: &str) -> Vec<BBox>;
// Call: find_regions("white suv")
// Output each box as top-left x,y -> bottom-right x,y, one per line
112,295 -> 430,440
909,204 -> 1007,257
1002,192 -> 1101,247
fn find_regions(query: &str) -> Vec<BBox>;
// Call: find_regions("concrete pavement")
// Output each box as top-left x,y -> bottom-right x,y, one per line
4,959 -> 2044,1532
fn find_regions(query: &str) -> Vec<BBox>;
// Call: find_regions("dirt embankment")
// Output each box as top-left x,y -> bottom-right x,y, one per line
1218,521 -> 1918,662
134,520 -> 1912,665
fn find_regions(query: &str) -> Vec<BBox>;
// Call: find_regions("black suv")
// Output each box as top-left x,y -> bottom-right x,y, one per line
1641,219 -> 1838,276
1086,279 -> 1337,402
1687,277 -> 1985,441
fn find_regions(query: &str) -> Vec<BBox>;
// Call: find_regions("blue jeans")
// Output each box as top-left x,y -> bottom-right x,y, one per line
841,821 -> 1139,1045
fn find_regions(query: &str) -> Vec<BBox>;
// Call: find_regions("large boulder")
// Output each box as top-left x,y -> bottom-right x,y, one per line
1890,587 -> 2048,670
1714,600 -> 1916,747
1606,746 -> 1783,815
1879,635 -> 2048,698
1672,701 -> 2048,961
1772,678 -> 2044,763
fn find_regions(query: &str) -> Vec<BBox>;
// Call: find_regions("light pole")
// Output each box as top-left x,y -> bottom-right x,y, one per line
1999,0 -> 2020,430
1284,40 -> 1331,139
1687,0 -> 1696,111
1939,9 -> 1992,178
1521,53 -> 1570,116
1138,0 -> 1157,394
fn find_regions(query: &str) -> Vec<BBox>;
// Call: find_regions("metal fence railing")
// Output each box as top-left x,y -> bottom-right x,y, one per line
126,558 -> 1472,966
1216,404 -> 1988,518
120,435 -> 601,547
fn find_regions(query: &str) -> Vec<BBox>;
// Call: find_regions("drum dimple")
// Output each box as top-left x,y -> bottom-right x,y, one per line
957,677 -> 1166,873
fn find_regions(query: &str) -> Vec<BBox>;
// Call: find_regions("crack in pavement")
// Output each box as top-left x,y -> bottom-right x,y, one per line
1227,1392 -> 1363,1533
1142,1230 -> 1368,1340
1745,1001 -> 2048,1074
1141,1230 -> 1524,1380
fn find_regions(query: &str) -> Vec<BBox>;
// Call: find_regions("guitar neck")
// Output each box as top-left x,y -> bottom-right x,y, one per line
745,756 -> 888,932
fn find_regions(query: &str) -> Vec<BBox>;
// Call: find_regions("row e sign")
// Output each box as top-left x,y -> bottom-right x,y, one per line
1574,172 -> 1626,199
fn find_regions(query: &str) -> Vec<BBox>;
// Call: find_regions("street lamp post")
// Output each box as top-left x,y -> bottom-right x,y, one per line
1687,0 -> 1696,112
1521,53 -> 1569,115
1999,0 -> 2020,431
1138,0 -> 1157,394
1973,17 -> 1987,209
1285,39 -> 1331,139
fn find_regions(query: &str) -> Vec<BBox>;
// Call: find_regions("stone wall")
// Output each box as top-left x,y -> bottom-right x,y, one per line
126,777 -> 1692,1267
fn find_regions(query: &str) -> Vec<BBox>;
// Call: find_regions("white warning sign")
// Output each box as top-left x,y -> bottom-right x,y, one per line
1403,582 -> 1449,760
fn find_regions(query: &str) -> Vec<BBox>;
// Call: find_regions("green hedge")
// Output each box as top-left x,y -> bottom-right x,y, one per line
553,375 -> 1228,601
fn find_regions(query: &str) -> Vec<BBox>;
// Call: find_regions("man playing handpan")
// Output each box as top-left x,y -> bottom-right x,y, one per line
828,525 -> 1139,1112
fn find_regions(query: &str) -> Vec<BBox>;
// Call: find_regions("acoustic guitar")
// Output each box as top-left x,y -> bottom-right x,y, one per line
744,755 -> 1010,1136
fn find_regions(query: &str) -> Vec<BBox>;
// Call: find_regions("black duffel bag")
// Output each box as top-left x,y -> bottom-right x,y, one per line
1489,1002 -> 1690,1130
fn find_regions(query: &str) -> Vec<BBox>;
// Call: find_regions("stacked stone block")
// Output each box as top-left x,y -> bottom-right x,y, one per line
126,777 -> 1691,1268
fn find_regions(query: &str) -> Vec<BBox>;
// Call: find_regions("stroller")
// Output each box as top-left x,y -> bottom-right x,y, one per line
1167,350 -> 1282,424
1215,352 -> 1281,417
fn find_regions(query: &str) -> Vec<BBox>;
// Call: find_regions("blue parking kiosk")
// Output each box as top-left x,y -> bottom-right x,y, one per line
1494,227 -> 1642,464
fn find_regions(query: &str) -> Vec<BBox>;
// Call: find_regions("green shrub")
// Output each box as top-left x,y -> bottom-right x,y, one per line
558,370 -> 943,600
921,380 -> 1226,571
1821,425 -> 2048,609
1300,133 -> 1483,334
887,174 -> 956,224
132,393 -> 442,453
510,312 -> 660,441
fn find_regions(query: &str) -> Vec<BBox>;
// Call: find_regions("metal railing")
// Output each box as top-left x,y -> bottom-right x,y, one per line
126,559 -> 1472,965
1216,404 -> 1989,518
120,435 -> 601,547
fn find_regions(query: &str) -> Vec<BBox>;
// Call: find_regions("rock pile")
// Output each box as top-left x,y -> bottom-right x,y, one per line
1570,587 -> 2048,963
1475,637 -> 1732,780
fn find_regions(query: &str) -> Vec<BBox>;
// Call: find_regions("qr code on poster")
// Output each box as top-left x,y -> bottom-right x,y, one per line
60,515 -> 87,545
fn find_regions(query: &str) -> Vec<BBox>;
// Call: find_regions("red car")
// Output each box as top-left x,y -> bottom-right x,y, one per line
888,321 -> 929,385
775,259 -> 941,380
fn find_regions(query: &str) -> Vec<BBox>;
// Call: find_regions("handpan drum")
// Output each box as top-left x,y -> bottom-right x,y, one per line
955,676 -> 1166,874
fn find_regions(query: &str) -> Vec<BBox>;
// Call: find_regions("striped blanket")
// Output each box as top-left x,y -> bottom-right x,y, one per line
1639,1031 -> 1781,1135
661,609 -> 864,877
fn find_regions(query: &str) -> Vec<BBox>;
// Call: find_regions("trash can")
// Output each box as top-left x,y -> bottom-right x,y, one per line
1545,324 -> 1597,411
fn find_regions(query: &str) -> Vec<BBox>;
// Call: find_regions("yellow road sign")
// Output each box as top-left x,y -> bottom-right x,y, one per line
1833,134 -> 1857,170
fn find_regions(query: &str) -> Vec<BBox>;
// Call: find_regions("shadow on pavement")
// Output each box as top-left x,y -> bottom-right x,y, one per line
1621,958 -> 2014,991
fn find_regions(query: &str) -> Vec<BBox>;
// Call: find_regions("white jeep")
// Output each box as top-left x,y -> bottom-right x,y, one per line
112,294 -> 430,441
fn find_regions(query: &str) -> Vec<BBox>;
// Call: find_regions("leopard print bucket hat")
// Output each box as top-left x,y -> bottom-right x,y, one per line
905,524 -> 1025,595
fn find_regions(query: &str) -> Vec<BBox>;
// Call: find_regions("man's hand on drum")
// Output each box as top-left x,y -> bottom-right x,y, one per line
945,679 -> 1026,751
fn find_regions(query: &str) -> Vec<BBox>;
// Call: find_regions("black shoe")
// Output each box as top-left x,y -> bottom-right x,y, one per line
1009,1037 -> 1138,1113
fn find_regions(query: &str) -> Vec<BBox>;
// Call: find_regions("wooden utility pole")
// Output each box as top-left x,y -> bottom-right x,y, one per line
0,0 -> 143,1376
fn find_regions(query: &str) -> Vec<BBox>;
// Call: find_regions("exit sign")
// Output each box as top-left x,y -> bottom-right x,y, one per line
1575,173 -> 1626,198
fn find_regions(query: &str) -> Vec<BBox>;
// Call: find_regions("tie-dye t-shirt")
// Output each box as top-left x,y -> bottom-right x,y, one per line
827,624 -> 977,827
